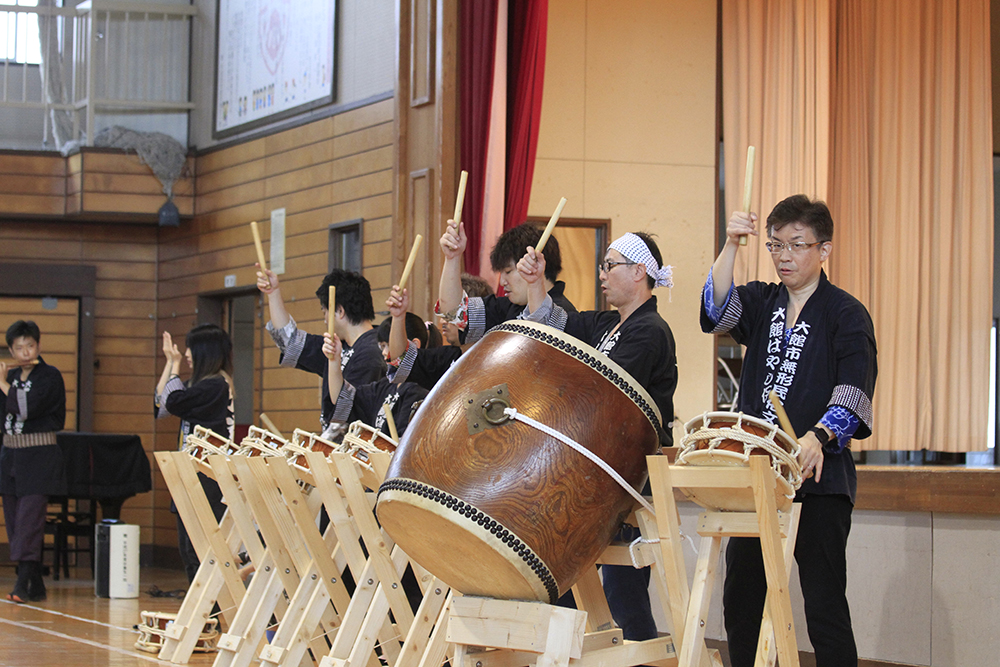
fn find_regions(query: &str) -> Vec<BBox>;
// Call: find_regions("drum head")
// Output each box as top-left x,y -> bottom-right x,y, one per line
378,486 -> 549,602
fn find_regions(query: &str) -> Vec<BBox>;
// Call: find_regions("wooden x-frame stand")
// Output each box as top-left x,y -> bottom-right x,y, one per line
155,434 -> 457,667
155,438 -> 800,667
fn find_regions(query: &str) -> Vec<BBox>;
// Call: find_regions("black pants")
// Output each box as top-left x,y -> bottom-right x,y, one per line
602,524 -> 657,641
2,493 -> 47,562
723,494 -> 857,667
176,473 -> 227,583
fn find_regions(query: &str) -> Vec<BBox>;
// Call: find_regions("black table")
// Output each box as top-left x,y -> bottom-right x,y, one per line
56,432 -> 152,519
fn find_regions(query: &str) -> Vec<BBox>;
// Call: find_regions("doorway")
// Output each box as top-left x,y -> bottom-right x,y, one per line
196,289 -> 260,443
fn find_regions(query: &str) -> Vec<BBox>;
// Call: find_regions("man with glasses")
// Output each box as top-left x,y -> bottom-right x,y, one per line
519,231 -> 678,643
702,194 -> 877,667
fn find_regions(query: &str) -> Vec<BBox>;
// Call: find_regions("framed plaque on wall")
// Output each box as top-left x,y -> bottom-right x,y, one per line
213,0 -> 337,138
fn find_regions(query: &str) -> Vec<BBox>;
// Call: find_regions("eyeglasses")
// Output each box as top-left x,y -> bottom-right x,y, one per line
599,260 -> 637,273
765,241 -> 822,255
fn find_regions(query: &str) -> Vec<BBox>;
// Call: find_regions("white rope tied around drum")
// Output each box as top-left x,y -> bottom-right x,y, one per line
628,532 -> 700,569
678,413 -> 803,496
502,407 -> 656,515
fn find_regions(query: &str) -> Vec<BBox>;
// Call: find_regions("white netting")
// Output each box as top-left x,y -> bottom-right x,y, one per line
92,126 -> 188,198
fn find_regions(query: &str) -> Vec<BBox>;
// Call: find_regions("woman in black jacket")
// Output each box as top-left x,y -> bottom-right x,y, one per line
155,324 -> 234,582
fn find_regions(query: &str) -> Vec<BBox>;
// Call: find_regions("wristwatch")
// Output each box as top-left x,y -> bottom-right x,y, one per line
809,425 -> 833,446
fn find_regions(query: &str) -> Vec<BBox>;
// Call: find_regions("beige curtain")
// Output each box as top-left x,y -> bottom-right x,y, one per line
723,0 -> 994,452
721,0 -> 833,283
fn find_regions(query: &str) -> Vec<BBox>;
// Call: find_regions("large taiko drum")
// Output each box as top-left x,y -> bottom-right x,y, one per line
375,321 -> 661,604
675,411 -> 803,512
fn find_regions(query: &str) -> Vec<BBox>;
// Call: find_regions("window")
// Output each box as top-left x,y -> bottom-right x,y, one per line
329,219 -> 363,274
1,0 -> 42,65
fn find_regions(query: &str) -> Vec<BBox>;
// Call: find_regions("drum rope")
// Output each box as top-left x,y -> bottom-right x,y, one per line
502,407 -> 656,515
679,418 -> 803,490
628,533 -> 699,569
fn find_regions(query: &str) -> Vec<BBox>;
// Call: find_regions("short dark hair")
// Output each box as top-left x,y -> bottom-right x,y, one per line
461,273 -> 495,298
632,232 -> 664,290
376,314 -> 428,348
766,194 -> 834,243
6,320 -> 40,347
316,269 -> 376,325
185,323 -> 233,385
425,321 -> 443,348
489,223 -> 563,282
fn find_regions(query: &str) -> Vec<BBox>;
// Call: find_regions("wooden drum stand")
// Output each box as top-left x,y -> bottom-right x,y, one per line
440,454 -> 801,667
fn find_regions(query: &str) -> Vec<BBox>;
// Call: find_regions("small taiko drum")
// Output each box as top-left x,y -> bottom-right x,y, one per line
282,428 -> 339,475
183,426 -> 236,462
233,425 -> 286,458
343,421 -> 397,468
134,611 -> 219,653
376,321 -> 661,603
675,411 -> 803,512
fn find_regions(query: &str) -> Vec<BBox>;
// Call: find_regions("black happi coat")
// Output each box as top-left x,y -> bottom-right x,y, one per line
464,282 -> 578,345
161,374 -> 234,442
333,377 -> 429,438
294,327 -> 387,430
701,270 -> 877,501
0,358 -> 67,496
394,345 -> 463,391
552,296 -> 677,446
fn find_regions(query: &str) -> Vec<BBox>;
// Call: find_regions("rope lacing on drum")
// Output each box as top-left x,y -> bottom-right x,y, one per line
502,407 -> 655,515
678,412 -> 803,496
627,532 -> 700,569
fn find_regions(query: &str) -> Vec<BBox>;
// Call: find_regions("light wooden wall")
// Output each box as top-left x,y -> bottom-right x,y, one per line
530,0 -> 719,428
0,221 -> 159,544
153,98 -> 396,552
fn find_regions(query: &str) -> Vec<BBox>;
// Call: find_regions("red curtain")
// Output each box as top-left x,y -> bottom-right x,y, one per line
504,0 -> 548,231
458,0 -> 499,276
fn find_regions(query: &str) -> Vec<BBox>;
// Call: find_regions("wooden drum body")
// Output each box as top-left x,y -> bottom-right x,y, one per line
375,321 -> 661,603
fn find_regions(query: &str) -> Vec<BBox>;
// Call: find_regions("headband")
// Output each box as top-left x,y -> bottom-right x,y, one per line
608,233 -> 674,288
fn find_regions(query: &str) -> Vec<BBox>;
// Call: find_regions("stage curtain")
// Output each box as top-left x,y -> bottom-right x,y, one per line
828,0 -> 993,452
478,0 -> 509,282
720,0 -> 833,285
722,0 -> 994,451
504,0 -> 549,232
458,0 -> 499,276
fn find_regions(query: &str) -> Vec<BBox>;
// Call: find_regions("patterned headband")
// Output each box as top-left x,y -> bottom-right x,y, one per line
608,233 -> 674,288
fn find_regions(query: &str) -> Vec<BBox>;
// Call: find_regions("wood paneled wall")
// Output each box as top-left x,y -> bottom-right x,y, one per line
153,99 -> 396,551
0,221 -> 159,545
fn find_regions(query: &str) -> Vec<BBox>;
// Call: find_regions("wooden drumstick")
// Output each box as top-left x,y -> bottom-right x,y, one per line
535,197 -> 567,254
453,170 -> 468,226
383,401 -> 399,442
739,146 -> 756,246
250,221 -> 268,271
260,413 -> 284,439
327,286 -> 337,337
768,390 -> 797,441
398,234 -> 424,292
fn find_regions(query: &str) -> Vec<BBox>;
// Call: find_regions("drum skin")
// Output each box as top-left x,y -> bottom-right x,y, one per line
376,321 -> 661,603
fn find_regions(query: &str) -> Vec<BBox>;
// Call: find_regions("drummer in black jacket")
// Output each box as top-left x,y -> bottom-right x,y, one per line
520,232 -> 678,643
321,332 -> 428,443
1,320 -> 67,603
437,222 -> 577,346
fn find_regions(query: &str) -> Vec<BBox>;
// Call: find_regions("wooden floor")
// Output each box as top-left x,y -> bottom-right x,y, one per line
0,564 -> 215,667
0,564 -> 913,667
